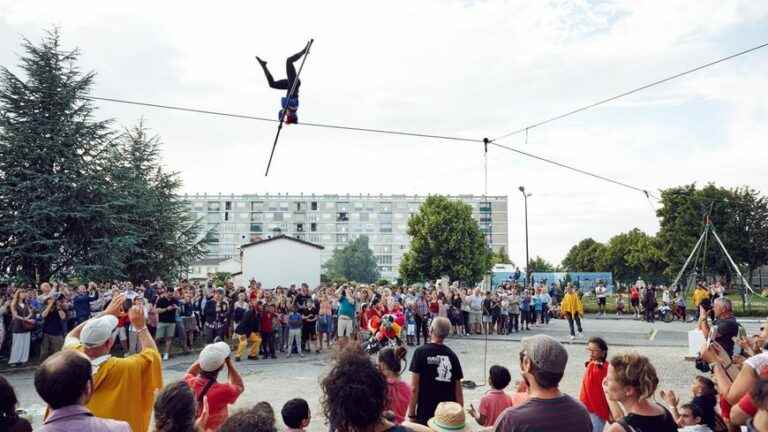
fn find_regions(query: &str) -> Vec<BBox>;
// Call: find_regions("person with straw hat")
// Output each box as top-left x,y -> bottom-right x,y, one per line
428,402 -> 473,432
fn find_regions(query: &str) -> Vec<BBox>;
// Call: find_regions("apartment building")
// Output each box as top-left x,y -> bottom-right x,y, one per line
184,193 -> 508,280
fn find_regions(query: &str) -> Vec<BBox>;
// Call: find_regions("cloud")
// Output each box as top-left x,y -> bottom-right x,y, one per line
0,0 -> 766,266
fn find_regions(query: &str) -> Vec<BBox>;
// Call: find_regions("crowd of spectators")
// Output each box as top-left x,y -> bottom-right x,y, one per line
1,276 -> 766,432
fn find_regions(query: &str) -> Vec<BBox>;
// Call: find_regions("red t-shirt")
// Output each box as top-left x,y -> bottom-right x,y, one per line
386,378 -> 412,423
185,373 -> 242,431
738,392 -> 758,417
579,361 -> 610,421
479,390 -> 515,427
260,311 -> 274,333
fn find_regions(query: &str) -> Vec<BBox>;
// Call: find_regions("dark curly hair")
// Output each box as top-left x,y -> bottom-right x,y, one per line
153,381 -> 197,432
0,376 -> 20,428
321,345 -> 387,432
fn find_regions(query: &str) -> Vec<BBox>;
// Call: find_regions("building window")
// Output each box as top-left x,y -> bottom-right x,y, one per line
250,212 -> 263,222
336,233 -> 349,243
224,212 -> 229,221
380,202 -> 392,213
273,212 -> 284,222
310,223 -> 317,232
207,202 -> 221,212
380,223 -> 392,233
337,212 -> 349,222
250,223 -> 262,232
207,212 -> 221,223
250,201 -> 263,211
311,201 -> 318,211
359,212 -> 369,222
225,201 -> 232,211
280,202 -> 289,211
479,202 -> 492,212
336,201 -> 350,212
296,223 -> 304,232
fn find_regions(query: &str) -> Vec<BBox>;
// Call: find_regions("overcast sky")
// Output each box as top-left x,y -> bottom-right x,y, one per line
1,1 -> 766,266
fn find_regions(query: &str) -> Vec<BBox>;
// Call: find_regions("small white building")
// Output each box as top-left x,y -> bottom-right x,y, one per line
240,234 -> 324,289
187,257 -> 242,281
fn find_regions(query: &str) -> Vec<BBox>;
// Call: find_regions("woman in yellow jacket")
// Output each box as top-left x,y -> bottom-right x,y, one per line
561,283 -> 584,340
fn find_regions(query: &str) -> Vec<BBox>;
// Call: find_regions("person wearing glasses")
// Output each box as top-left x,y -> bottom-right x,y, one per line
580,337 -> 611,432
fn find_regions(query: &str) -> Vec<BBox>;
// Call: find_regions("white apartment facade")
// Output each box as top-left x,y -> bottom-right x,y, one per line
184,193 -> 509,280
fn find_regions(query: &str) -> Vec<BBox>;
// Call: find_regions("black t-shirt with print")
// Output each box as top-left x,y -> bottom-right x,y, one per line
156,297 -> 179,323
408,342 -> 464,425
302,303 -> 317,332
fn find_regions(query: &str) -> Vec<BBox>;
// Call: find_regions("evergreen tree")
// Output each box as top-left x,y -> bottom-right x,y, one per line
109,120 -> 211,281
0,30 -> 132,281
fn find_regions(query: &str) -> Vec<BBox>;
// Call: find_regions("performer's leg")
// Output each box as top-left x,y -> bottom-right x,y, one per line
256,57 -> 289,90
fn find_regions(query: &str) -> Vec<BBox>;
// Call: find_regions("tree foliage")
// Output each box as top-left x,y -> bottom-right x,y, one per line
491,246 -> 514,266
0,30 -> 209,282
528,255 -> 556,272
399,195 -> 492,285
323,235 -> 380,283
562,238 -> 607,272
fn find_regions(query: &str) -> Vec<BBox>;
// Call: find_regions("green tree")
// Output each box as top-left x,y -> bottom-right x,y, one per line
0,30 -> 133,281
528,256 -> 556,272
657,184 -> 768,282
602,228 -> 665,283
323,235 -> 380,283
562,238 -> 608,272
491,246 -> 514,266
399,195 -> 492,285
109,121 -> 211,281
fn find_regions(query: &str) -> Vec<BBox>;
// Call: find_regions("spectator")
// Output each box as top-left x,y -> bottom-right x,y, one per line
560,284 -> 584,340
153,381 -> 209,432
604,352 -> 677,432
204,288 -> 229,343
692,283 -> 710,321
286,304 -> 303,357
580,337 -> 610,432
699,297 -> 743,358
261,303 -> 276,359
0,375 -> 32,432
34,350 -> 130,431
220,402 -> 277,432
235,299 -> 261,361
9,289 -> 34,367
378,346 -> 411,423
336,286 -> 356,346
185,341 -> 245,431
407,316 -> 464,425
281,398 -> 311,432
427,402 -> 472,432
72,284 -> 96,325
467,365 -> 514,427
39,294 -> 67,361
321,345 -> 406,432
676,403 -> 714,432
661,376 -> 719,431
493,334 -> 591,432
155,288 -> 179,361
64,294 -> 163,432
595,281 -> 608,317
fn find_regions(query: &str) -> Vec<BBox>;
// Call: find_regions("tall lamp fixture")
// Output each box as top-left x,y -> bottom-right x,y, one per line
518,186 -> 532,287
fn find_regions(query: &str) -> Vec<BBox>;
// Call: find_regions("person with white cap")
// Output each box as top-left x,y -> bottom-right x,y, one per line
493,334 -> 591,431
62,294 -> 163,432
184,341 -> 245,431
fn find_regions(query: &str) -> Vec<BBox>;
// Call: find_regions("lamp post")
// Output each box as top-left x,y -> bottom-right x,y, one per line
518,186 -> 531,288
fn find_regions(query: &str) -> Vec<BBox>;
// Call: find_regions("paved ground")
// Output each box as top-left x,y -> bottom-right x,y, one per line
6,316 -> 763,430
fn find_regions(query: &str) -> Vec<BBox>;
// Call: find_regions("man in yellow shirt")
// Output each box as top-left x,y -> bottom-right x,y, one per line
560,284 -> 584,340
64,294 -> 163,432
691,283 -> 710,320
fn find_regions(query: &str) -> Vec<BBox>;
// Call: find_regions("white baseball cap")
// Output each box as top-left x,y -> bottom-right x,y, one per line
80,315 -> 119,347
198,342 -> 231,372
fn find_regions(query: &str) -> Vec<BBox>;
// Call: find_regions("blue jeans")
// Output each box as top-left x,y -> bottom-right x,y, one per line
589,413 -> 606,432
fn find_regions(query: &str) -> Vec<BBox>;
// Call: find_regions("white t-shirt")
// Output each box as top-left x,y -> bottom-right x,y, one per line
745,352 -> 768,375
595,286 -> 607,299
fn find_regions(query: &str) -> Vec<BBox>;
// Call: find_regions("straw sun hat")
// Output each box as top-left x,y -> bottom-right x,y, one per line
427,402 -> 472,432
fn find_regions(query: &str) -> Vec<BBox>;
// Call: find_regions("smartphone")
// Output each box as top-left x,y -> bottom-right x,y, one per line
123,298 -> 133,312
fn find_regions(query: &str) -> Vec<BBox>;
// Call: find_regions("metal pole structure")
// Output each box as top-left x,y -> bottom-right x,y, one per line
481,138 -> 489,387
710,226 -> 755,296
669,225 -> 708,291
519,186 -> 530,288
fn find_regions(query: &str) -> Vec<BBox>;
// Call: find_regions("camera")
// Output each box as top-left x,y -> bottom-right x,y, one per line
694,356 -> 711,373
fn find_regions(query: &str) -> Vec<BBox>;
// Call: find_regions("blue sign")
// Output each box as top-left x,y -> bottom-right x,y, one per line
492,271 -> 614,293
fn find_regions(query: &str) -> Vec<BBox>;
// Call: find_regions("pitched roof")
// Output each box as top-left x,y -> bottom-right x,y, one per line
191,257 -> 230,266
240,234 -> 325,250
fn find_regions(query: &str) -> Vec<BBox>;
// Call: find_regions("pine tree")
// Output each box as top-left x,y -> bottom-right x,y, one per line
110,120 -> 211,281
0,29 -> 132,282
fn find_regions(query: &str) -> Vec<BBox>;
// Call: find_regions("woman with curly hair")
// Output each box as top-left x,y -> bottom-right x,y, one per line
321,345 -> 408,432
603,352 -> 677,432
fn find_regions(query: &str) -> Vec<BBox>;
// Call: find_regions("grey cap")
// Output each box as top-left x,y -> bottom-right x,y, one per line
520,334 -> 568,374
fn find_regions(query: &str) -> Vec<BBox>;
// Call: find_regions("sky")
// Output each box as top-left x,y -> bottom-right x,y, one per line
1,0 -> 766,266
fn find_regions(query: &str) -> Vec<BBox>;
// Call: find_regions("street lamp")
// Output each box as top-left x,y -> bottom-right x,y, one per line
518,186 -> 532,288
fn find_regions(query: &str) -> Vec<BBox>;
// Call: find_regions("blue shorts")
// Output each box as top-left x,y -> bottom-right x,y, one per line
318,315 -> 331,333
281,97 -> 299,109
